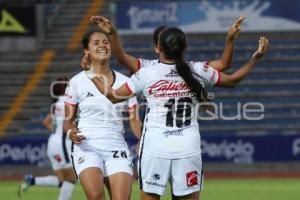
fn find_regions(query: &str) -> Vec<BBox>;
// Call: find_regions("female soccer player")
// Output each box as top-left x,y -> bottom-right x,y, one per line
18,78 -> 76,200
63,30 -> 141,200
83,27 -> 269,200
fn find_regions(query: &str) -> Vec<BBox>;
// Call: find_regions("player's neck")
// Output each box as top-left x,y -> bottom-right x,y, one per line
159,55 -> 174,64
92,61 -> 112,76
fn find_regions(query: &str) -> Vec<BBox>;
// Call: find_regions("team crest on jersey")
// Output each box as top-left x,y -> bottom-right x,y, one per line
166,69 -> 179,77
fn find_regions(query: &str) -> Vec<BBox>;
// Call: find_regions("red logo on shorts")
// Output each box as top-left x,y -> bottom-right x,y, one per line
186,171 -> 198,187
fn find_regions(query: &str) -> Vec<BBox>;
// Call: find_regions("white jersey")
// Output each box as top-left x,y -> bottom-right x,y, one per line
127,62 -> 220,158
65,70 -> 138,150
137,58 -> 208,70
52,96 -> 65,136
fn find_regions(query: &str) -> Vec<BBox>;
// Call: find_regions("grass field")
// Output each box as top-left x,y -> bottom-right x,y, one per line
1,178 -> 299,200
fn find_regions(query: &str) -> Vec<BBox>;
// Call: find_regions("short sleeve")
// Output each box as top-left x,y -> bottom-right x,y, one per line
192,62 -> 221,87
126,68 -> 147,94
64,78 -> 79,105
138,58 -> 158,69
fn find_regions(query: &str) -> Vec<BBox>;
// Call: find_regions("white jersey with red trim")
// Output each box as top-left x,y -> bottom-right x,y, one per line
127,62 -> 220,158
65,70 -> 138,150
137,58 -> 208,70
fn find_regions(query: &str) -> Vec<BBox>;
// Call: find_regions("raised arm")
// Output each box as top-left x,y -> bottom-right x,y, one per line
91,75 -> 133,103
208,15 -> 246,72
218,36 -> 269,87
89,16 -> 139,73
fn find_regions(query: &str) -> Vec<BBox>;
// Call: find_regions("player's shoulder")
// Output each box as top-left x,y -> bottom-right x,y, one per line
188,61 -> 206,67
114,70 -> 130,80
138,64 -> 155,75
189,61 -> 208,72
139,58 -> 159,68
113,70 -> 131,86
69,71 -> 86,83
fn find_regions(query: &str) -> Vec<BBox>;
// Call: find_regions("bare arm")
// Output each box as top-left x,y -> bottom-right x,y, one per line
208,15 -> 246,72
218,36 -> 269,87
90,77 -> 133,103
63,104 -> 85,144
90,16 -> 139,73
128,105 -> 142,139
43,113 -> 52,132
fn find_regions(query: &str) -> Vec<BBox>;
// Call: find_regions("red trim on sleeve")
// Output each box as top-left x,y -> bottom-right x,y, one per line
137,59 -> 141,70
216,71 -> 221,86
125,82 -> 134,94
65,102 -> 78,107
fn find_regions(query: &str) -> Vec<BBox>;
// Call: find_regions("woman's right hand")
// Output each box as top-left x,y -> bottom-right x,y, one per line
252,36 -> 269,60
80,52 -> 91,70
68,128 -> 86,144
90,16 -> 116,35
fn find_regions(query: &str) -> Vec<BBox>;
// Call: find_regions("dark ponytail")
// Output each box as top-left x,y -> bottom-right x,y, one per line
159,27 -> 209,103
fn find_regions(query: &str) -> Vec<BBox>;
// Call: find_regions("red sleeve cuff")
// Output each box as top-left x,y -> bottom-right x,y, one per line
216,71 -> 221,86
65,102 -> 78,107
137,59 -> 141,70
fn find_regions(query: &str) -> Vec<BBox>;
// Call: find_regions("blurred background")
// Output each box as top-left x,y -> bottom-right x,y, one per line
0,0 -> 299,195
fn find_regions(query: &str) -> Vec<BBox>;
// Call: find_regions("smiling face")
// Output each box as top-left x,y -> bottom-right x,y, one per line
84,32 -> 112,62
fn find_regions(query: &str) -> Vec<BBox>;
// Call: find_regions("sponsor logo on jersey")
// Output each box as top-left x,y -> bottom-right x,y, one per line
145,181 -> 166,188
186,171 -> 198,187
148,80 -> 189,94
86,92 -> 94,97
147,80 -> 192,98
166,69 -> 179,77
163,129 -> 184,138
152,173 -> 161,180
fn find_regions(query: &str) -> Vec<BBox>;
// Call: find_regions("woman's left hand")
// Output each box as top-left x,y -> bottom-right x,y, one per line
90,16 -> 116,35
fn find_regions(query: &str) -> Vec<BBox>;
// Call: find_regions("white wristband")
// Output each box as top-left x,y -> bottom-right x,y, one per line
85,65 -> 97,79
67,129 -> 72,139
